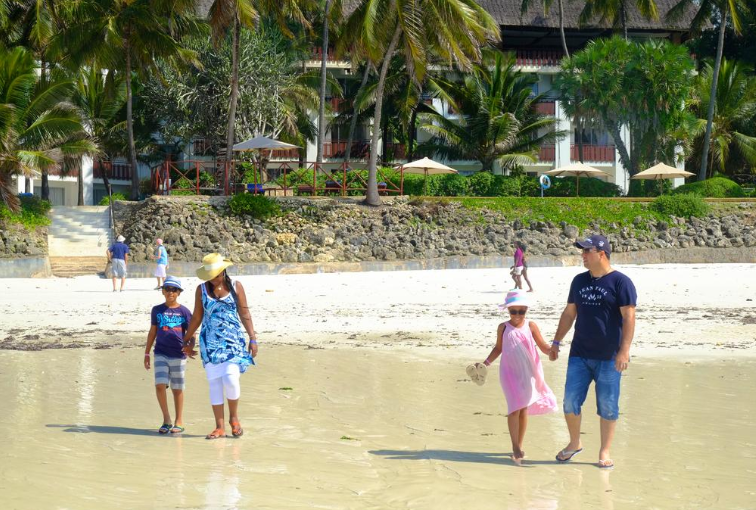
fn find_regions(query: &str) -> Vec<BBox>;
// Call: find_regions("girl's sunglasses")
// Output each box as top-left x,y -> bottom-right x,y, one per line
163,287 -> 181,293
508,309 -> 527,315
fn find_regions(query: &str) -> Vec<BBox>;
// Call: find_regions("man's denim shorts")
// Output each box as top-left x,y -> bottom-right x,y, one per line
563,356 -> 621,420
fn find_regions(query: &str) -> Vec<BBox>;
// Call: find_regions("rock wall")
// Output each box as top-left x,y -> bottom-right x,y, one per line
0,223 -> 47,258
115,196 -> 756,264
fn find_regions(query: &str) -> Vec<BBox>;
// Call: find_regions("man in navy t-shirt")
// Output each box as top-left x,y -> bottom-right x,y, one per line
550,234 -> 637,469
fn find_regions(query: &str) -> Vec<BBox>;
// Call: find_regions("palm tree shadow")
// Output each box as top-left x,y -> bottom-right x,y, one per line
46,424 -> 205,438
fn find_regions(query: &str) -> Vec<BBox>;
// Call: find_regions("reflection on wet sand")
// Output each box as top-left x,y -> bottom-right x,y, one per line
1,347 -> 755,510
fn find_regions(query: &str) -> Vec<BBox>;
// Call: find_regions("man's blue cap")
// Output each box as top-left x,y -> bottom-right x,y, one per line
161,276 -> 183,291
575,234 -> 611,256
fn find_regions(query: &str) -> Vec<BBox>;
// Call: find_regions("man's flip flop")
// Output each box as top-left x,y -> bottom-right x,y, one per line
556,448 -> 583,462
598,459 -> 614,469
158,423 -> 172,434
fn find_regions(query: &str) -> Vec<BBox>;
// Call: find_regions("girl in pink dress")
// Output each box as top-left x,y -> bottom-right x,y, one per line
480,290 -> 557,464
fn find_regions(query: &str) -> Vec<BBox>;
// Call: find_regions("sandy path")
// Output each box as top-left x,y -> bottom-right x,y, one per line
1,264 -> 755,355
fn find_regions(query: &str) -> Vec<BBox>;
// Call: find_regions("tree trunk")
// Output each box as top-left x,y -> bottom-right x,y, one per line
40,55 -> 50,201
407,105 -> 418,161
78,164 -> 84,205
382,123 -> 389,165
576,103 -> 584,162
699,9 -> 728,181
365,25 -> 402,206
100,158 -> 112,199
25,177 -> 31,193
125,31 -> 140,201
607,121 -> 634,175
558,0 -> 569,58
622,3 -> 628,41
224,18 -> 241,194
316,0 -> 332,164
345,64 -> 371,162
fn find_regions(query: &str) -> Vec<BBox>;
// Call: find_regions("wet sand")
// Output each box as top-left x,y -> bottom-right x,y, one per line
1,346 -> 755,509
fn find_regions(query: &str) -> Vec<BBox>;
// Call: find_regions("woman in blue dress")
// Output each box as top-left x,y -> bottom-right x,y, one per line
184,253 -> 258,439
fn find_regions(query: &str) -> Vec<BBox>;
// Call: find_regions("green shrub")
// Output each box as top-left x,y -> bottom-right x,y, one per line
228,194 -> 281,219
98,193 -> 127,205
627,179 -> 672,197
439,173 -> 470,196
671,176 -> 746,198
489,175 -> 540,197
171,177 -> 196,196
468,171 -> 494,196
548,176 -> 622,197
0,195 -> 51,228
652,193 -> 710,218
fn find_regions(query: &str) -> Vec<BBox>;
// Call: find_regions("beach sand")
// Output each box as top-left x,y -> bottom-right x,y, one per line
1,263 -> 755,509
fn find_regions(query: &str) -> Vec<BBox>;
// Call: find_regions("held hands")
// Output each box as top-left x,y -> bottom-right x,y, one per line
183,339 -> 197,359
549,342 -> 560,361
248,339 -> 258,358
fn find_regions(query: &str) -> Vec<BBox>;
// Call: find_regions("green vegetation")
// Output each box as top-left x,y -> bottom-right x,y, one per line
0,196 -> 51,228
279,387 -> 293,391
228,194 -> 282,220
652,194 -> 711,217
671,176 -> 747,198
98,193 -> 127,205
340,436 -> 359,441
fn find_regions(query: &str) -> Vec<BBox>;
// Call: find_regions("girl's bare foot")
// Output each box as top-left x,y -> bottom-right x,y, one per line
205,428 -> 226,439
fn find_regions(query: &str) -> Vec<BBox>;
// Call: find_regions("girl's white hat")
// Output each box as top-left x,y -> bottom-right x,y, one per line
500,289 -> 530,309
196,252 -> 233,281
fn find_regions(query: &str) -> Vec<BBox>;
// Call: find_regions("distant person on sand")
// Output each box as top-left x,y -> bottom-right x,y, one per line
468,289 -> 557,465
183,253 -> 258,440
511,242 -> 525,290
143,276 -> 194,434
107,235 -> 129,292
518,242 -> 534,292
550,234 -> 636,469
153,238 -> 169,290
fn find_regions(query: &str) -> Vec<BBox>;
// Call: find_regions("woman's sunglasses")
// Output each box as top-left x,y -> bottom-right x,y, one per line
508,309 -> 527,315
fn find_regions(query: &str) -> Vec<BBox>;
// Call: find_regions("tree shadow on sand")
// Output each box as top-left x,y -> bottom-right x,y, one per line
370,449 -> 593,467
47,424 -> 205,438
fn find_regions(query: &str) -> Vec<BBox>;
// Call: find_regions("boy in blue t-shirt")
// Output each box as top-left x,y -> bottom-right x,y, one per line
144,276 -> 194,434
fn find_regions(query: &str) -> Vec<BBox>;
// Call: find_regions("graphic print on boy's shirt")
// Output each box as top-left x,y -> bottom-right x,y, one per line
151,304 -> 192,359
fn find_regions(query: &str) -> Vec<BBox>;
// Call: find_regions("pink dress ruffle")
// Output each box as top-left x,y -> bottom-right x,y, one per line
499,320 -> 558,415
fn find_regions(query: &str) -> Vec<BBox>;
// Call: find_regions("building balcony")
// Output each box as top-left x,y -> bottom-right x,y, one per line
538,145 -> 555,162
94,160 -> 132,181
45,167 -> 79,178
269,148 -> 301,160
570,144 -> 615,163
535,101 -> 556,116
324,140 -> 370,160
514,50 -> 563,69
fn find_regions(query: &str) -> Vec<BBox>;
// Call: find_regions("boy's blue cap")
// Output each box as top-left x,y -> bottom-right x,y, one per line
161,276 -> 183,291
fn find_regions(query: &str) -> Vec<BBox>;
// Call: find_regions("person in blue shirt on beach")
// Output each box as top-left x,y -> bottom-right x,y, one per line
107,235 -> 129,292
144,276 -> 195,434
549,234 -> 637,470
153,238 -> 169,290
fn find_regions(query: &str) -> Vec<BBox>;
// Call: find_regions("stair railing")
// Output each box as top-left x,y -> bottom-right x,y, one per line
107,182 -> 116,242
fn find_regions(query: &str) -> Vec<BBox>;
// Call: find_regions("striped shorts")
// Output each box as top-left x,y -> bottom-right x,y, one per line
154,354 -> 187,390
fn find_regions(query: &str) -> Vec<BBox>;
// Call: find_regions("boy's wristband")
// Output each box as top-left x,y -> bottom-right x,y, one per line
144,353 -> 150,357
551,340 -> 561,346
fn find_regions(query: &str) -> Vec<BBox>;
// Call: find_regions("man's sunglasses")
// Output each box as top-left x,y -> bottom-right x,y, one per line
163,287 -> 181,293
508,309 -> 527,315
582,248 -> 598,254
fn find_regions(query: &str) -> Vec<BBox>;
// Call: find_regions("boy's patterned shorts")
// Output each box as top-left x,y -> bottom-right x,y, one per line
154,354 -> 187,390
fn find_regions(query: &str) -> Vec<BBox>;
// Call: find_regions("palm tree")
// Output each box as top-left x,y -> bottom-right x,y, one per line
688,59 -> 756,176
580,0 -> 660,40
207,0 -> 312,189
52,0 -> 200,200
0,46 -> 96,212
419,52 -> 563,172
72,66 -> 127,205
343,0 -> 500,205
315,0 -> 343,164
668,0 -> 750,181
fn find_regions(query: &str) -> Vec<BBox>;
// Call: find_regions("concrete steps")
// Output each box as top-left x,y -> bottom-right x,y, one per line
48,207 -> 113,276
50,256 -> 109,278
48,206 -> 112,258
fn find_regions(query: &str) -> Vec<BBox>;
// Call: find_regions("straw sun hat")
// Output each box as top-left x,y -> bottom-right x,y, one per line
196,253 -> 234,281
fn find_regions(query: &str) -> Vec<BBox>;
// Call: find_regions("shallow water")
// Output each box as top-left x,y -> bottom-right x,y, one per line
1,346 -> 755,510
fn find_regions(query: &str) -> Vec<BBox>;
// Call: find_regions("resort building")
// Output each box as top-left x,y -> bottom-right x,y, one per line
17,0 -> 695,204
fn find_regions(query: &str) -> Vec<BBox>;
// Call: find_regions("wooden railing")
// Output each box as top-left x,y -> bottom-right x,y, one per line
94,160 -> 132,180
269,148 -> 300,159
514,50 -> 563,67
323,140 -> 370,159
538,145 -> 556,162
570,144 -> 615,162
535,101 -> 556,116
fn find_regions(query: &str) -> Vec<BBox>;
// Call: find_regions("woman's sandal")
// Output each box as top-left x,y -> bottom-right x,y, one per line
158,423 -> 172,435
230,419 -> 244,437
170,425 -> 185,434
205,428 -> 226,440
